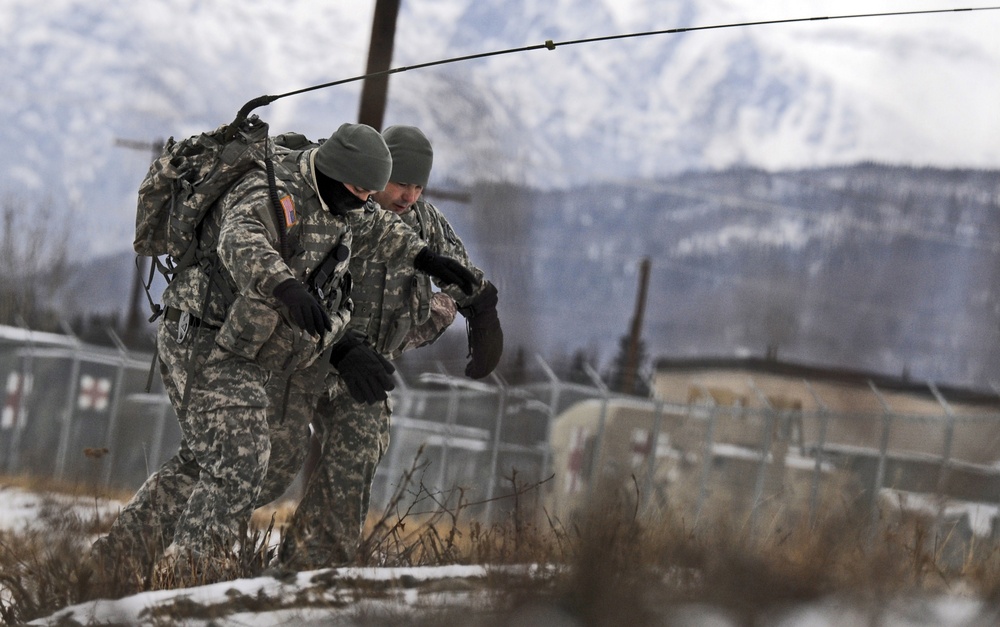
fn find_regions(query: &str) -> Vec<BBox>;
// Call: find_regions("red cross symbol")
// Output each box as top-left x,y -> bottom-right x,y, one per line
565,426 -> 589,494
2,372 -> 31,430
78,375 -> 111,412
631,428 -> 653,467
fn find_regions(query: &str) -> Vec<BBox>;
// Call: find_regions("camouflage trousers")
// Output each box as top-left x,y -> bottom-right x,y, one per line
267,379 -> 392,569
257,373 -> 323,506
92,316 -> 271,572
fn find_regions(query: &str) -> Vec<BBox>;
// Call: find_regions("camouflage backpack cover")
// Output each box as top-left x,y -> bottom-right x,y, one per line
132,114 -> 280,319
133,115 -> 272,271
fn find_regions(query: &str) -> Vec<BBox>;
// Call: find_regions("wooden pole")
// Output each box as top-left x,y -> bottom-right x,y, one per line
621,257 -> 651,394
357,0 -> 401,130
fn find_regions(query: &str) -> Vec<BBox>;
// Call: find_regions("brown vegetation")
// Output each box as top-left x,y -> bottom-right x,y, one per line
2,463 -> 1000,625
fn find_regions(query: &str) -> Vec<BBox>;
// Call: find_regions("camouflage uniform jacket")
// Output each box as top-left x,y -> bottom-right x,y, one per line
160,145 -> 353,374
347,198 -> 486,360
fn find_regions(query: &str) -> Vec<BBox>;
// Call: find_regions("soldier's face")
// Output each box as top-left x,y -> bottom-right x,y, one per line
344,183 -> 374,202
373,182 -> 423,215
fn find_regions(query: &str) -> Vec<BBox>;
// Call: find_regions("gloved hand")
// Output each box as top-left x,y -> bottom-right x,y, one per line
459,281 -> 503,379
273,278 -> 332,336
329,331 -> 396,404
414,247 -> 476,295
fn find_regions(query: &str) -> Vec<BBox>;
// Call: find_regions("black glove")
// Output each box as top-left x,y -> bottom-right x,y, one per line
329,331 -> 396,404
414,247 -> 476,295
459,281 -> 503,379
273,278 -> 332,336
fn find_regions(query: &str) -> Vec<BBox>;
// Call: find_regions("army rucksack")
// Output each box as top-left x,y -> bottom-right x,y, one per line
133,114 -> 287,320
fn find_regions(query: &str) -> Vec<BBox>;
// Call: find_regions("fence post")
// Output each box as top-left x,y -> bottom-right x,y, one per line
148,395 -> 172,476
54,325 -> 83,480
483,373 -> 507,523
6,323 -> 36,474
928,382 -> 956,538
101,329 -> 130,487
434,363 -> 460,495
748,380 -> 776,532
640,398 -> 666,512
804,381 -> 830,527
694,385 -> 719,527
534,355 -> 562,487
381,368 -> 419,509
868,380 -> 894,547
583,363 -> 610,504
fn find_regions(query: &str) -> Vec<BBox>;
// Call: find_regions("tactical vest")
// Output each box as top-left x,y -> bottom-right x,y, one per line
349,257 -> 422,357
346,202 -> 440,358
167,147 -> 353,375
271,148 -> 353,317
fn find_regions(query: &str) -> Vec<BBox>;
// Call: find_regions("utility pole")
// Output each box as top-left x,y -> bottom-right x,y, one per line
355,0 -> 466,206
114,137 -> 164,347
621,257 -> 651,394
357,0 -> 401,130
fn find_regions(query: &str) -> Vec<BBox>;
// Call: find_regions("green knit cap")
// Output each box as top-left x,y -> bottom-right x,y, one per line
382,125 -> 434,187
314,123 -> 392,191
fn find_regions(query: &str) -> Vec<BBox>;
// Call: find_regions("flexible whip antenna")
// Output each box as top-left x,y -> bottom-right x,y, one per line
226,5 -> 1000,130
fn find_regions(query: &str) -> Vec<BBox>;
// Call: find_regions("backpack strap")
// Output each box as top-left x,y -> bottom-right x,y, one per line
264,141 -> 291,260
139,255 -> 166,323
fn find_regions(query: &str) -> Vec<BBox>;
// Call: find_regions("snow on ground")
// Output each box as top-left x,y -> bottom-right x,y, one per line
0,485 -> 121,532
1,484 -> 998,626
31,564 -> 502,627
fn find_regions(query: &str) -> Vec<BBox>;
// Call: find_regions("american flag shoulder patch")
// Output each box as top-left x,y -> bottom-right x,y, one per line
280,195 -> 297,227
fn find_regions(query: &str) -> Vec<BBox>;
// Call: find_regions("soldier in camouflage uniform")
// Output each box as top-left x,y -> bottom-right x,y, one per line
261,125 -> 503,568
93,123 -> 477,580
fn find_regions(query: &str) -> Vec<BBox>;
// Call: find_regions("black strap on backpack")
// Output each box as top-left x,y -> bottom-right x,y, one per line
144,121 -> 291,394
264,139 -> 291,260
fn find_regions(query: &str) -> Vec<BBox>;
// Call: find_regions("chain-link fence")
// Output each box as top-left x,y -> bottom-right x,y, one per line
2,324 -> 1000,558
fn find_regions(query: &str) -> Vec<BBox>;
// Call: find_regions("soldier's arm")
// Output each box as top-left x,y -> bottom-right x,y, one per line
216,171 -> 295,300
396,291 -> 458,356
348,204 -> 428,264
416,201 -> 487,307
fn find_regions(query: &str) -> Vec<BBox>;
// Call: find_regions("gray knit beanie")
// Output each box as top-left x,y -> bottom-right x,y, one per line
382,125 -> 434,187
314,123 -> 392,191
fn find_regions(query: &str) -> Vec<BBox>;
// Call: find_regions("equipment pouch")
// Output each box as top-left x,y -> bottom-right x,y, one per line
383,316 -> 413,357
216,296 -> 281,362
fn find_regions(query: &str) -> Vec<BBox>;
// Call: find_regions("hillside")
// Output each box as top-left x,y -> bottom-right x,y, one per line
59,163 -> 1000,389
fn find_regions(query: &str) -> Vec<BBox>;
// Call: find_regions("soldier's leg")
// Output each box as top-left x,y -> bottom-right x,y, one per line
167,339 -> 271,558
92,444 -> 199,574
92,320 -> 214,572
258,375 -> 320,506
280,386 -> 391,567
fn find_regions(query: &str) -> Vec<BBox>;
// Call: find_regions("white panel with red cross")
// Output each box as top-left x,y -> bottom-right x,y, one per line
77,374 -> 112,412
2,371 -> 33,430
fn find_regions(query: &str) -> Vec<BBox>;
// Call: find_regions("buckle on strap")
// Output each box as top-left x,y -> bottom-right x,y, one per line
165,307 -> 202,343
176,311 -> 191,343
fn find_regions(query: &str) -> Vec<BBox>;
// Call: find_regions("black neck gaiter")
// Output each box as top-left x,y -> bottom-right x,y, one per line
315,167 -> 367,214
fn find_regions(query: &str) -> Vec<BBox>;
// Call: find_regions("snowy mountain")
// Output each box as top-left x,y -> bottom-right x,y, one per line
60,164 -> 1000,389
3,0 -> 1000,257
6,0 -> 1000,387
444,164 -> 1000,388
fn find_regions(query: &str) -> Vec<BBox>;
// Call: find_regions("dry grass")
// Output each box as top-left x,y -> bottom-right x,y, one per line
1,472 -> 133,502
4,466 -> 1000,625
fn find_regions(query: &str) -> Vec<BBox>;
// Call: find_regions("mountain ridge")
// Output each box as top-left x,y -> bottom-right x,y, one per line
57,162 -> 1000,388
4,0 -> 1000,256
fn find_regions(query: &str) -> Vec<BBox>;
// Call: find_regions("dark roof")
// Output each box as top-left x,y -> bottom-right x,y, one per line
654,355 -> 1000,407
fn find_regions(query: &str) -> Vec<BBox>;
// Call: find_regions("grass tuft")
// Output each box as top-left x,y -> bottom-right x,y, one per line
5,462 -> 1000,625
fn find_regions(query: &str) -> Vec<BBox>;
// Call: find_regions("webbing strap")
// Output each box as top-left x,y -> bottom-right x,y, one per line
264,142 -> 291,260
144,341 -> 159,393
139,255 -> 164,323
